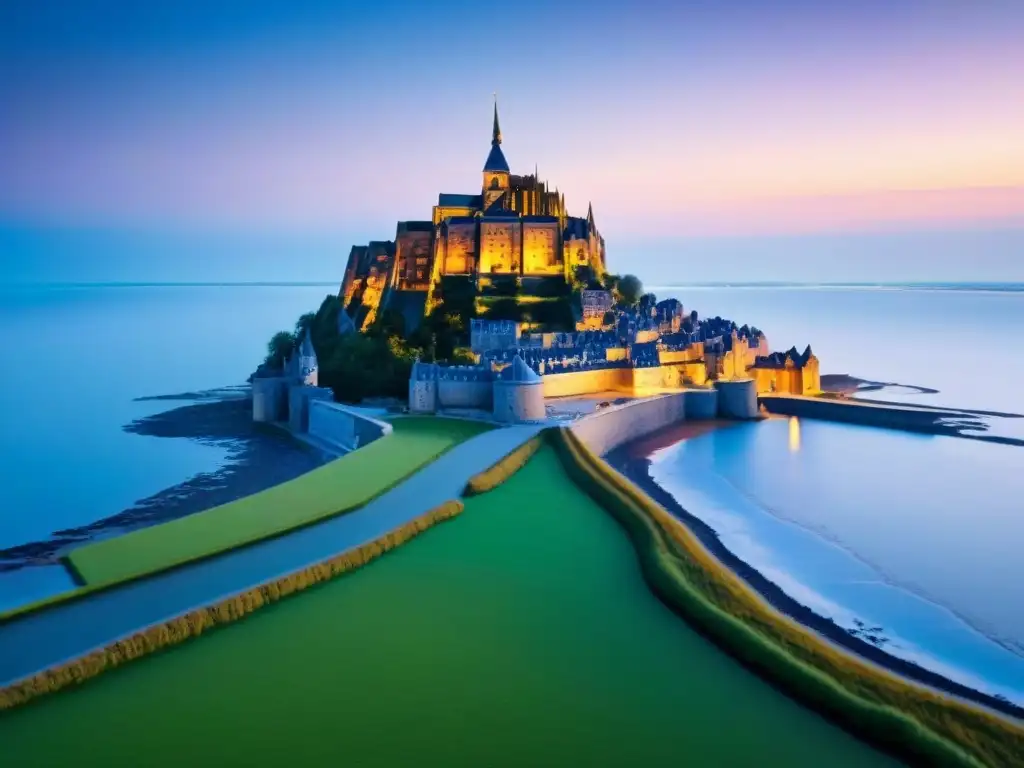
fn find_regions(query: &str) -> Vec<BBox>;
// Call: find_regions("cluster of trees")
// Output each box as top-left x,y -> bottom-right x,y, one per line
263,268 -> 645,404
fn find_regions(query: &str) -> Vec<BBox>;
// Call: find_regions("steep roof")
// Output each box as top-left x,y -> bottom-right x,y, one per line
564,216 -> 590,240
483,98 -> 511,173
438,193 -> 482,208
500,354 -> 541,383
483,143 -> 510,173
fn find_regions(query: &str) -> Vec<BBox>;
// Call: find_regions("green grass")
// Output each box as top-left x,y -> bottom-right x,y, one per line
0,445 -> 896,768
554,428 -> 1018,767
66,416 -> 490,588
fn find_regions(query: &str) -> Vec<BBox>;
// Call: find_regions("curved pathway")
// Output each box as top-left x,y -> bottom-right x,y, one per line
0,424 -> 543,687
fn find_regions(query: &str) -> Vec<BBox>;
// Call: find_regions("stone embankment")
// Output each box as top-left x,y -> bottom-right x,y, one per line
569,382 -> 758,456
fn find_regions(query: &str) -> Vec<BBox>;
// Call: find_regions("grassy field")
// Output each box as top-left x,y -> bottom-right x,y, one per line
0,445 -> 896,767
66,416 -> 490,588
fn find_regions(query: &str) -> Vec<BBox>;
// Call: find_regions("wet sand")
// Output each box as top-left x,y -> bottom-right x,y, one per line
604,424 -> 1024,720
820,374 -> 939,397
0,390 -> 328,572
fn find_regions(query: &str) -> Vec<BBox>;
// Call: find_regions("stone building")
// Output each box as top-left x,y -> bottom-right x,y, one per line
580,289 -> 614,329
340,99 -> 607,330
750,345 -> 821,395
470,318 -> 521,355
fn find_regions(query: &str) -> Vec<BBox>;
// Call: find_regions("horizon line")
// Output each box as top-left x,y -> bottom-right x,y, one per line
5,280 -> 1024,293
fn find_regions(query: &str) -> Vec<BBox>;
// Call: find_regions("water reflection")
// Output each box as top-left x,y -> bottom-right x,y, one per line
646,419 -> 1024,705
788,416 -> 801,453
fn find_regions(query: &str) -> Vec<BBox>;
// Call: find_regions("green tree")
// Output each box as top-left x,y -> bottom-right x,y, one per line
294,312 -> 316,340
265,331 -> 297,369
602,310 -> 616,326
617,274 -> 643,306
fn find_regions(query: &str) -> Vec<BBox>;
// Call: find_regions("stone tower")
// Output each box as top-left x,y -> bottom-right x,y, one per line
482,97 -> 510,209
297,329 -> 318,386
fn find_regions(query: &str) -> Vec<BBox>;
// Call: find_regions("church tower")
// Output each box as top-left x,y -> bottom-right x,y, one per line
482,97 -> 510,209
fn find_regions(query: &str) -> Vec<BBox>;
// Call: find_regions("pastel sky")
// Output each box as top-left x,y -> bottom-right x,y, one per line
2,0 -> 1023,282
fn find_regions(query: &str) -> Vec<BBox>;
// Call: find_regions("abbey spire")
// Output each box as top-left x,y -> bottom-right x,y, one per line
483,94 -> 510,174
492,95 -> 502,146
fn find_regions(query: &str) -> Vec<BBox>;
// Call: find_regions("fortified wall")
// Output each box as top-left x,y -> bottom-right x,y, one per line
540,361 -> 708,398
307,401 -> 393,453
569,380 -> 758,457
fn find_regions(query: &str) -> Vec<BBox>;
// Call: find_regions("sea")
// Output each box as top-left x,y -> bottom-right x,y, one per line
1,281 -> 1022,702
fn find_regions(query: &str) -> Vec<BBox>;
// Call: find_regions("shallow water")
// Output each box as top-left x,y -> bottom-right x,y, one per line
647,418 -> 1024,704
0,283 -> 333,550
0,448 -> 896,767
657,285 -> 1024,417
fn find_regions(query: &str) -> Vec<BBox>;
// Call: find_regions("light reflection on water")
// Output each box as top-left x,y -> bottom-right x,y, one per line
788,416 -> 801,453
648,418 -> 1024,705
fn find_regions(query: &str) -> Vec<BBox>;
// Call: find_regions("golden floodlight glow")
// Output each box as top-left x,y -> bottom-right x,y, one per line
789,416 -> 801,453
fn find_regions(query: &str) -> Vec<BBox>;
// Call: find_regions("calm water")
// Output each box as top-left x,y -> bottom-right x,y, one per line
0,283 -> 335,608
648,420 -> 1024,705
657,284 -> 1024,417
642,286 -> 1024,704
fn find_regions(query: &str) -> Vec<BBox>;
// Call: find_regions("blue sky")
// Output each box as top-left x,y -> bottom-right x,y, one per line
2,0 -> 1022,283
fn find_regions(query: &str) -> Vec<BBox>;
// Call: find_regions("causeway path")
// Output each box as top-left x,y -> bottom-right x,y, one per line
0,423 -> 544,687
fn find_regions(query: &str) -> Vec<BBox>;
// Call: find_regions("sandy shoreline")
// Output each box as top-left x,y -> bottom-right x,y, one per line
0,389 -> 329,572
604,423 -> 1024,720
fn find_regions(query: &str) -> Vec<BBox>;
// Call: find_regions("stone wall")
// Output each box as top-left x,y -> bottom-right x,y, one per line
437,379 -> 492,410
570,392 -> 691,456
252,377 -> 290,423
523,222 -> 560,274
542,367 -> 630,398
493,380 -> 545,423
444,221 -> 477,275
409,380 -> 437,413
308,400 -> 393,452
716,379 -> 758,419
684,389 -> 718,419
759,395 -> 949,432
288,386 -> 333,433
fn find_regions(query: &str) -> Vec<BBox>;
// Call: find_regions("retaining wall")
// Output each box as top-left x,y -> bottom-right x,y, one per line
570,392 -> 691,456
437,379 -> 492,410
252,377 -> 289,422
716,379 -> 758,419
493,380 -> 545,423
684,389 -> 718,419
308,400 -> 393,452
759,395 -> 953,432
288,386 -> 333,433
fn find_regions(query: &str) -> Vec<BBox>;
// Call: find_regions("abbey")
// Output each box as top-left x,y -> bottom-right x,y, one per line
340,101 -> 606,329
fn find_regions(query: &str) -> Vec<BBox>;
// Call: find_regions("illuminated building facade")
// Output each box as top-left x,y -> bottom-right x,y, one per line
341,101 -> 607,329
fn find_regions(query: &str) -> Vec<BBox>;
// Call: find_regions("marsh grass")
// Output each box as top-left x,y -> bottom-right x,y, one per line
0,500 -> 464,713
66,417 -> 488,589
463,434 -> 545,496
551,427 -> 1022,768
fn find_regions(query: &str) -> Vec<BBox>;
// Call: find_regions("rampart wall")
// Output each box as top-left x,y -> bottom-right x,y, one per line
252,377 -> 290,422
308,400 -> 393,452
758,395 -> 955,432
570,393 -> 692,456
